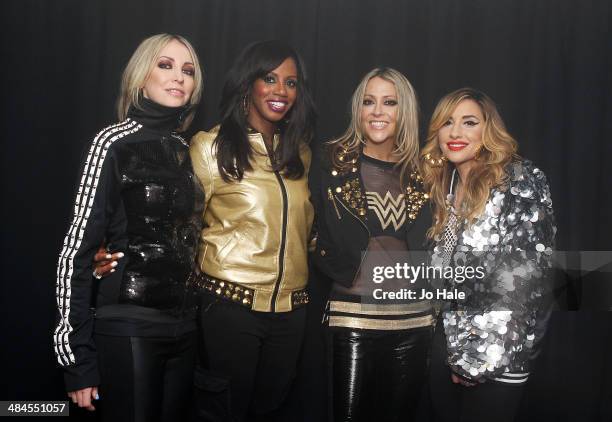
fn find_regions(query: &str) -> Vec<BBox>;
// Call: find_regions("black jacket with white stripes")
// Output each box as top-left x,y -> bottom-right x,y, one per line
54,98 -> 204,392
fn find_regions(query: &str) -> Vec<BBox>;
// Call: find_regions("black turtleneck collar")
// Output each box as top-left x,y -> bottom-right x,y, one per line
127,96 -> 188,133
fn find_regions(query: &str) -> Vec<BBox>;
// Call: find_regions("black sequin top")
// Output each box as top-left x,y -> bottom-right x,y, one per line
55,97 -> 203,391
113,100 -> 204,311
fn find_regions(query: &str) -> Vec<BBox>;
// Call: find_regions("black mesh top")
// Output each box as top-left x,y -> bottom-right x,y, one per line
333,154 -> 410,300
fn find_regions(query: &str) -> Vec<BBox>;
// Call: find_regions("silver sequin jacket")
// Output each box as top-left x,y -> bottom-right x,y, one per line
431,159 -> 556,383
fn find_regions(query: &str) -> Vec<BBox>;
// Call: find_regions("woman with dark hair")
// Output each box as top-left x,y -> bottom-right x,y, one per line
55,34 -> 204,421
189,40 -> 316,421
421,88 -> 556,422
311,68 -> 434,421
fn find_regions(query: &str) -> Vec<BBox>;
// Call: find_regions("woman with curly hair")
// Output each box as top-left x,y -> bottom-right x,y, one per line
422,88 -> 556,422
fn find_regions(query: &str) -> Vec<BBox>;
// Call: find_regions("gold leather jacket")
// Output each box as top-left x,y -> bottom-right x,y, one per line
189,127 -> 314,312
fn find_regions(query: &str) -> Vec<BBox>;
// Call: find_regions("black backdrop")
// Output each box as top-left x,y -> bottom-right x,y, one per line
1,0 -> 611,420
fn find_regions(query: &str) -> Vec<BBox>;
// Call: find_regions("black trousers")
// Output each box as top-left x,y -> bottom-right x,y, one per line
428,321 -> 524,422
196,294 -> 306,422
94,331 -> 197,422
329,326 -> 432,422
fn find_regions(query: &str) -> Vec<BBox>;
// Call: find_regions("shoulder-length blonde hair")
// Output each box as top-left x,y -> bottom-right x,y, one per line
116,33 -> 203,132
421,87 -> 519,238
328,67 -> 420,187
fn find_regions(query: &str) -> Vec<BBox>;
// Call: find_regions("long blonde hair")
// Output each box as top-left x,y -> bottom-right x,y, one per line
421,88 -> 519,238
328,68 -> 420,187
116,33 -> 203,132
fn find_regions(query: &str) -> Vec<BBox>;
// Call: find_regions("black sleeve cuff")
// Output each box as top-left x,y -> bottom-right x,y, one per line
63,364 -> 100,392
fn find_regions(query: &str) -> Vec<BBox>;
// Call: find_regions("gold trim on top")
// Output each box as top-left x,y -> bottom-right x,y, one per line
328,314 -> 434,330
329,300 -> 432,316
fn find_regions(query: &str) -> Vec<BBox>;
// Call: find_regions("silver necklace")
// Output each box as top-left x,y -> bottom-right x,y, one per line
440,169 -> 460,268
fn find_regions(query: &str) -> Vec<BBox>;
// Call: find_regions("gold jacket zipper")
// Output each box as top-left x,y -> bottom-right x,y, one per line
327,187 -> 342,220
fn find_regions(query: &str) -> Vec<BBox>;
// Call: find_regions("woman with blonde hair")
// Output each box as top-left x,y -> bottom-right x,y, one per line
54,33 -> 204,421
311,67 -> 434,421
422,88 -> 555,421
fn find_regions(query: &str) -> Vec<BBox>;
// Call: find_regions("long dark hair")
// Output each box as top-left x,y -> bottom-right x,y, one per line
214,40 -> 317,182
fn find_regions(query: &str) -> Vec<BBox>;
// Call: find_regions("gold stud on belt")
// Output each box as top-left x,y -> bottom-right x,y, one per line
191,272 -> 309,310
192,273 -> 254,308
291,289 -> 310,307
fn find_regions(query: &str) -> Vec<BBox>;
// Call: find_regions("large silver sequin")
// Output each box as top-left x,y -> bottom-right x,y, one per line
433,160 -> 556,381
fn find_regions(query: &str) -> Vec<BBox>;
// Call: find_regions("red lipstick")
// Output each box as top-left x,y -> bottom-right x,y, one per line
447,141 -> 468,152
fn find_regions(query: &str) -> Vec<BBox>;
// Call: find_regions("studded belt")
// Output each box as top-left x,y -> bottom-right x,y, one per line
291,289 -> 310,308
192,272 -> 254,308
191,272 -> 309,310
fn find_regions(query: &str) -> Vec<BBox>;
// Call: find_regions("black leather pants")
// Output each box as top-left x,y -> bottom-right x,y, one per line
95,331 -> 197,422
330,326 -> 432,422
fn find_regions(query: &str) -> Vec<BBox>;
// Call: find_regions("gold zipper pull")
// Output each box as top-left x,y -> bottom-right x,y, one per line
328,187 -> 342,220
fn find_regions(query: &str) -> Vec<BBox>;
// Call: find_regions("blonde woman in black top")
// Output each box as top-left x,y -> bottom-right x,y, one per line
55,34 -> 204,422
311,68 -> 433,422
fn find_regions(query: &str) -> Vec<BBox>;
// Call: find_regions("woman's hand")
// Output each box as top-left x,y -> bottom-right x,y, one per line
451,373 -> 476,387
93,246 -> 124,279
67,386 -> 99,411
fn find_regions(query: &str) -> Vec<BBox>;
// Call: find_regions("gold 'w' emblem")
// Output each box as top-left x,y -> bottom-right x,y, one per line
366,191 -> 406,231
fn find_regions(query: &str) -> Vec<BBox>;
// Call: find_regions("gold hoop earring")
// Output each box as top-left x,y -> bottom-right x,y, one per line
424,153 -> 447,167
